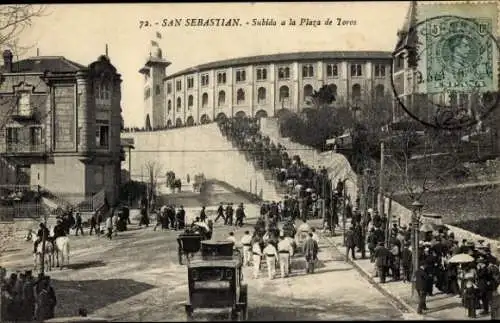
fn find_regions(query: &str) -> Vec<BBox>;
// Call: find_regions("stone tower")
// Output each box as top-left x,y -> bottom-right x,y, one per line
139,44 -> 171,130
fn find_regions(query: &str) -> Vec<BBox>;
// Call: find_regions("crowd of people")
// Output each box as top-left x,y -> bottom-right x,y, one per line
0,268 -> 57,322
343,207 -> 500,317
218,117 -> 345,229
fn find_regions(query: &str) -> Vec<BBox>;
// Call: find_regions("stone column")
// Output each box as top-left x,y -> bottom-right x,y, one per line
76,71 -> 89,152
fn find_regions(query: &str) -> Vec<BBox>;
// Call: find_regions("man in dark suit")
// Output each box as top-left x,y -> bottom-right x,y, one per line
415,263 -> 430,314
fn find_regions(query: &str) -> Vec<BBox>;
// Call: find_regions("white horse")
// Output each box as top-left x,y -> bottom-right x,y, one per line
33,235 -> 55,272
53,236 -> 70,269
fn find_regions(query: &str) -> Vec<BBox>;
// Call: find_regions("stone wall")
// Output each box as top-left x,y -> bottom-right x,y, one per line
121,123 -> 283,202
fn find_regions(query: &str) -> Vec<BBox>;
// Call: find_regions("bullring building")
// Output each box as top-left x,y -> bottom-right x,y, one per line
139,45 -> 393,130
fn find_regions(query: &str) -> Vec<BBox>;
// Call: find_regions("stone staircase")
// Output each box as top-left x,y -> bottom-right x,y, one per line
259,118 -> 359,202
122,123 -> 283,203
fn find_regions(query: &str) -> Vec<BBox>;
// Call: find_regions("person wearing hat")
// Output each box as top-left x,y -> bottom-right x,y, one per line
251,237 -> 263,279
477,258 -> 493,315
374,241 -> 391,283
463,278 -> 478,318
215,202 -> 225,223
33,223 -> 50,254
401,241 -> 412,283
199,206 -> 207,223
345,225 -> 357,260
415,263 -> 431,314
277,233 -> 293,278
263,241 -> 279,279
240,231 -> 253,266
22,270 -> 36,321
225,203 -> 234,226
491,286 -> 500,319
235,203 -> 246,227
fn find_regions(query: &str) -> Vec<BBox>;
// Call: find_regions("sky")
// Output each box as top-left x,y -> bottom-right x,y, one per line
17,2 -> 409,127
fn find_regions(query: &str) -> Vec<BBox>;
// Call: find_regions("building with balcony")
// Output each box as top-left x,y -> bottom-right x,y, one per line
0,50 -> 123,205
139,45 -> 393,129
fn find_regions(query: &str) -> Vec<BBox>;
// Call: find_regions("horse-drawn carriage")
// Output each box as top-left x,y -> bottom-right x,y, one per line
184,241 -> 247,321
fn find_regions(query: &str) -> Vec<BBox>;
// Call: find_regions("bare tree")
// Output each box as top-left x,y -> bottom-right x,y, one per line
0,5 -> 47,55
144,161 -> 163,209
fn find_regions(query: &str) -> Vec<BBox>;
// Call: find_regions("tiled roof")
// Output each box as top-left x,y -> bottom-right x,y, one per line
0,56 -> 86,74
165,50 -> 393,79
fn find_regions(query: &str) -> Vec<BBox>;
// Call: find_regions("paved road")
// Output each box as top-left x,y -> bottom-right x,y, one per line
1,219 -> 405,321
1,184 -> 405,321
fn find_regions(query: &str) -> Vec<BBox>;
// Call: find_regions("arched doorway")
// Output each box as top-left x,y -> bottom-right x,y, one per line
200,114 -> 210,124
145,114 -> 152,130
255,110 -> 268,119
166,119 -> 172,128
175,118 -> 183,127
303,84 -> 313,103
216,112 -> 228,122
276,108 -> 291,119
186,116 -> 194,126
235,111 -> 246,118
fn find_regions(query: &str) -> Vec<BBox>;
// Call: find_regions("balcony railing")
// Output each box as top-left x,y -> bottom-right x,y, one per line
11,108 -> 37,120
5,143 -> 46,154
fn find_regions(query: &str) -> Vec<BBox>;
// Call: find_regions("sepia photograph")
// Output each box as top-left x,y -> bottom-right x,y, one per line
0,1 -> 499,321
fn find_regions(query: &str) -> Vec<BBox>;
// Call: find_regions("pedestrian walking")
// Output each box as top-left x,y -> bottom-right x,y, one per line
263,242 -> 279,279
415,263 -> 430,314
252,239 -> 263,279
303,233 -> 319,274
215,202 -> 225,223
491,288 -> 500,319
240,231 -> 252,266
106,216 -> 113,240
22,270 -> 36,321
277,234 -> 293,278
345,226 -> 356,260
74,212 -> 84,236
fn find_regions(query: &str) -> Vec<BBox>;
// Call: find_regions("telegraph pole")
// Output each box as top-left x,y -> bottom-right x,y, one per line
379,142 -> 385,216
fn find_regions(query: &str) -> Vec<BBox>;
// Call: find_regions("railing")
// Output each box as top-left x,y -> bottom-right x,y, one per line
5,143 -> 46,154
91,188 -> 107,212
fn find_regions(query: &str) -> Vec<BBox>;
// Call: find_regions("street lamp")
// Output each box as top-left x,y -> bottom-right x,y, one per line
411,200 -> 424,298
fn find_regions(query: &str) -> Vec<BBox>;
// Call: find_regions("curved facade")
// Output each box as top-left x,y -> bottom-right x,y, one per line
140,48 -> 393,129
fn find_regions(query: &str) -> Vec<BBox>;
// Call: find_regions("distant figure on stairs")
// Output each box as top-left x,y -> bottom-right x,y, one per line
186,174 -> 190,184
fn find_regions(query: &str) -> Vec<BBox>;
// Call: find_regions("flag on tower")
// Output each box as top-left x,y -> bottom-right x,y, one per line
156,31 -> 162,39
151,40 -> 159,47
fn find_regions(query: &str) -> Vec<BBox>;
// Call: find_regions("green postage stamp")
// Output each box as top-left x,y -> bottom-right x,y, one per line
424,16 -> 496,94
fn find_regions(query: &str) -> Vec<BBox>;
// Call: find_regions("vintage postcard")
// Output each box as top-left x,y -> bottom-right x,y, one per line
0,1 -> 499,321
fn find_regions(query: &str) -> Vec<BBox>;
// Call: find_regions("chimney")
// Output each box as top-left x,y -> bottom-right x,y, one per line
3,50 -> 13,72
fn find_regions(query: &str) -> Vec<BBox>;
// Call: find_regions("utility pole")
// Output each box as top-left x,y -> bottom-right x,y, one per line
379,141 -> 385,216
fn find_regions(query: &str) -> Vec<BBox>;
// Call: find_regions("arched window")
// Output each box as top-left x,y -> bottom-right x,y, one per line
279,86 -> 289,102
188,95 -> 194,109
218,90 -> 226,106
155,85 -> 161,95
167,100 -> 172,113
237,89 -> 245,104
202,93 -> 208,108
303,84 -> 313,102
375,84 -> 385,98
352,84 -> 361,99
176,97 -> 182,112
257,87 -> 266,104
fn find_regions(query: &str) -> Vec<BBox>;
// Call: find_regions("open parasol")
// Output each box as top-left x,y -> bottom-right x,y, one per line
448,253 -> 475,264
306,188 -> 314,193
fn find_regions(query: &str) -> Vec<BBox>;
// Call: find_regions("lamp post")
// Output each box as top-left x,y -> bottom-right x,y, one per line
411,200 -> 424,298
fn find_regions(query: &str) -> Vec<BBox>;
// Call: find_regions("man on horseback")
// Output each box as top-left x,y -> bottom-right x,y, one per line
33,223 -> 49,254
